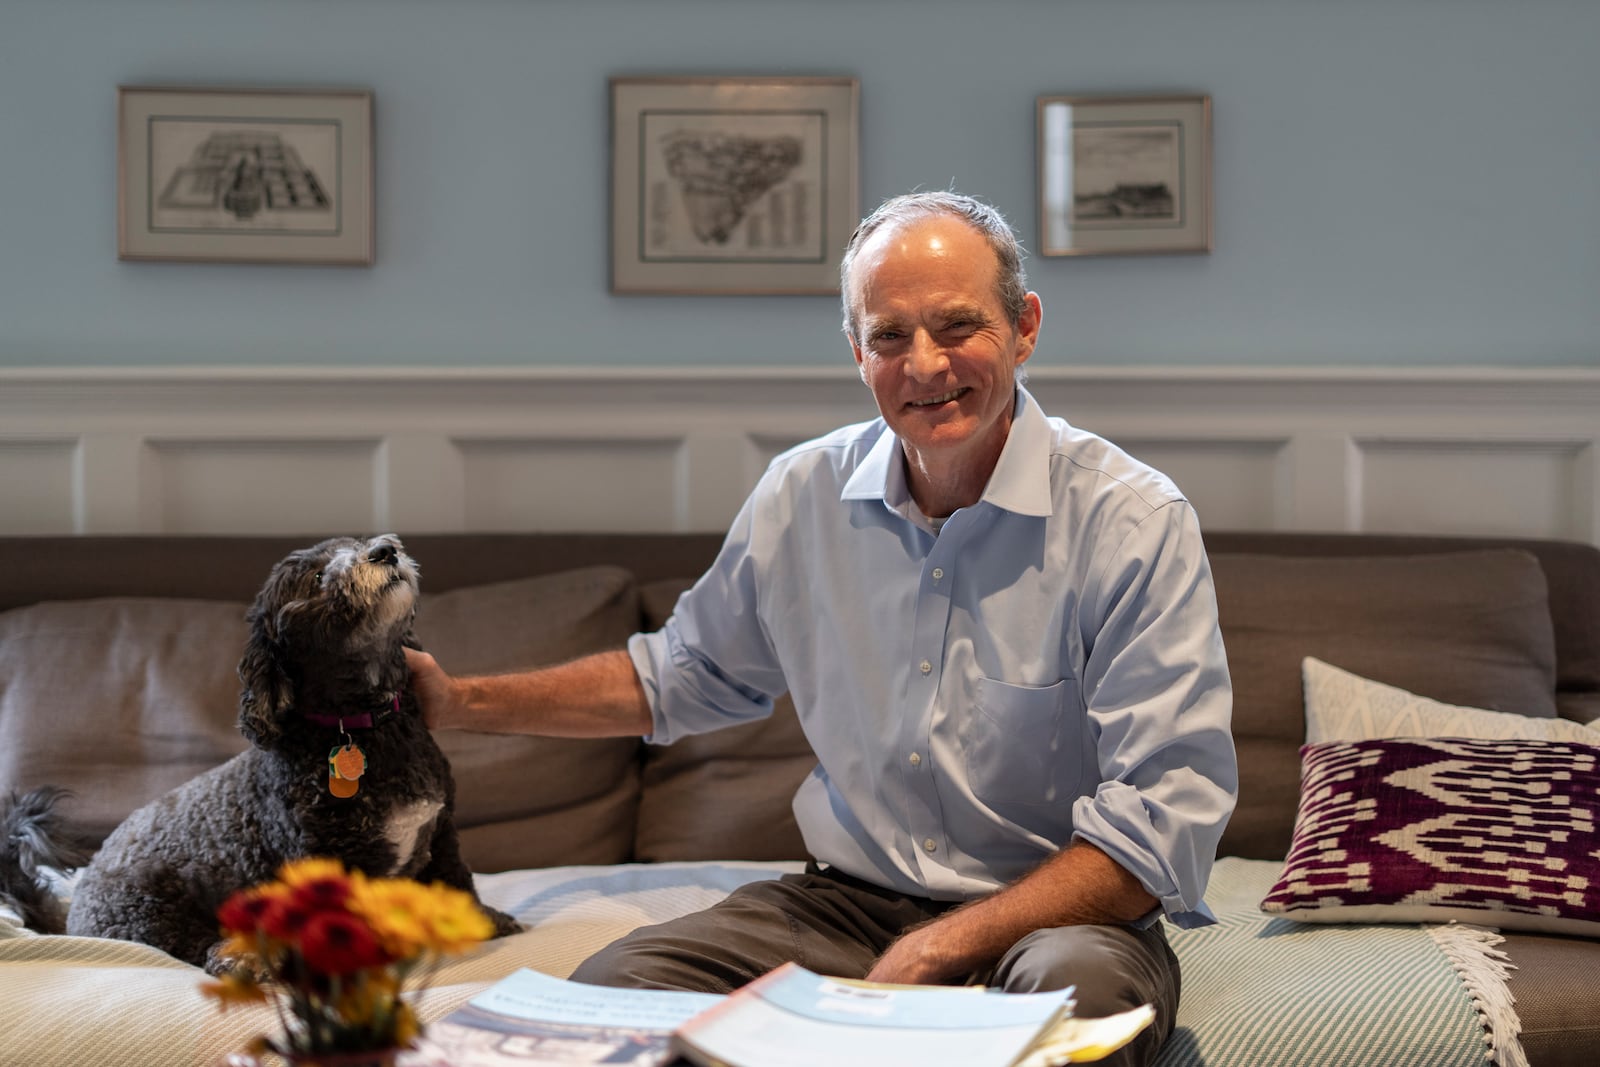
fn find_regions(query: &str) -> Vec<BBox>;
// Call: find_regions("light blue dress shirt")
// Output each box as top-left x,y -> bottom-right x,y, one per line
629,387 -> 1237,928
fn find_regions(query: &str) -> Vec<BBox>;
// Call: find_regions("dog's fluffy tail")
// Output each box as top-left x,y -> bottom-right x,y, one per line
0,787 -> 95,934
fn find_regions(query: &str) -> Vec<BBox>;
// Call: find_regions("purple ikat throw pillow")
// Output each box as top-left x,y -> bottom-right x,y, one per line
1260,737 -> 1600,937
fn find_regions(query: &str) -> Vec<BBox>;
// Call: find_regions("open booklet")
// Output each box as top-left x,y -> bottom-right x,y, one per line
404,964 -> 1154,1067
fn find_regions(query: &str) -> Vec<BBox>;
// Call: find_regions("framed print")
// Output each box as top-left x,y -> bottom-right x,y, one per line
610,75 -> 859,294
118,86 -> 374,265
1036,94 -> 1211,257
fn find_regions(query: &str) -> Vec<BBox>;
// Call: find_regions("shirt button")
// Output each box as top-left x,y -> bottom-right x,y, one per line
919,660 -> 932,675
909,752 -> 922,767
931,567 -> 944,581
923,838 -> 938,853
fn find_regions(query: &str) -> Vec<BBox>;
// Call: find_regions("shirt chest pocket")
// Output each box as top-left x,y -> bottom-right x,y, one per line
965,676 -> 1083,808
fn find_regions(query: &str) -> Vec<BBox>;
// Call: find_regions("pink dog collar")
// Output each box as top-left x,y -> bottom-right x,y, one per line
303,691 -> 401,730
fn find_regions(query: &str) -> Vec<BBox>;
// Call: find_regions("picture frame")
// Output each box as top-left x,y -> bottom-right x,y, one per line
118,86 -> 374,265
1036,94 -> 1211,257
610,75 -> 859,294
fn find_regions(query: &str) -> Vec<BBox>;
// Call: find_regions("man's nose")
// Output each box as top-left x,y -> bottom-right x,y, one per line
906,331 -> 949,380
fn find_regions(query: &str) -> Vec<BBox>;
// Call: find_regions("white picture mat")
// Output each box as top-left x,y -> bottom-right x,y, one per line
118,86 -> 374,264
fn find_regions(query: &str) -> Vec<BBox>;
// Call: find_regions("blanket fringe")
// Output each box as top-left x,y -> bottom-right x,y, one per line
1426,923 -> 1528,1067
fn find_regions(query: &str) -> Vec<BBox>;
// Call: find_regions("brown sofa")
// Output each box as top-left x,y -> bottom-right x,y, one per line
1,530 -> 1597,1066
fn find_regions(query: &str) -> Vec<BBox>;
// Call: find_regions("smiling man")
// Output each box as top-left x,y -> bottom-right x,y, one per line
407,191 -> 1237,1067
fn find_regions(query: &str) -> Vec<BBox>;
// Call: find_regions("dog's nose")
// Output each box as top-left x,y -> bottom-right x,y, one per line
367,542 -> 398,565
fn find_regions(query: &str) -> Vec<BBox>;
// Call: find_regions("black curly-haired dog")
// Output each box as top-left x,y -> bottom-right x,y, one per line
0,534 -> 519,973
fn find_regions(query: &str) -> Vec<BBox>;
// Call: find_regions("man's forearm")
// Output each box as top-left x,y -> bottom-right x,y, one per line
867,840 -> 1157,985
441,648 -> 654,738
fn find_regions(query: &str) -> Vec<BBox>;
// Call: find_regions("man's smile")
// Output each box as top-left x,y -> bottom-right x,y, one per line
909,388 -> 969,408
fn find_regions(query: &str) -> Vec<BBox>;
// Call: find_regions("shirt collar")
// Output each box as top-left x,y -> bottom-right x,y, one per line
839,386 -> 1054,518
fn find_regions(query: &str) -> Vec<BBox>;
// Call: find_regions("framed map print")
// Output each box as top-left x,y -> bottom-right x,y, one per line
610,76 -> 859,294
1036,94 -> 1211,257
118,86 -> 374,265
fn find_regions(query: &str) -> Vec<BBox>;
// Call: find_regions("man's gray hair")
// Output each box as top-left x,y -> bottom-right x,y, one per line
839,190 -> 1029,344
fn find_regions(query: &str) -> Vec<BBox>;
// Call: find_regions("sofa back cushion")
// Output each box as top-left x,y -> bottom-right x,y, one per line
631,579 -> 815,862
414,566 -> 643,871
0,597 -> 250,848
1210,549 -> 1558,861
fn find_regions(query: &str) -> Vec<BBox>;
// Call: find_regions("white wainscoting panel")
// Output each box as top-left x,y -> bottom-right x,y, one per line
2,366 -> 1597,545
1354,438 -> 1595,541
454,436 -> 687,532
0,438 -> 77,534
1097,438 -> 1290,532
143,438 -> 381,534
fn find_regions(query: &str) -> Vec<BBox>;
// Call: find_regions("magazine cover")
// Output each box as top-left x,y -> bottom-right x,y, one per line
405,968 -> 722,1066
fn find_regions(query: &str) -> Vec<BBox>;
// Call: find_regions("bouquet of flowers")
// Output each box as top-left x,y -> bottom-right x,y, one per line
202,857 -> 493,1062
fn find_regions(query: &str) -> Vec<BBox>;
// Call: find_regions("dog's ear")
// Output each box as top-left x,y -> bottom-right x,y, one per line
237,619 -> 292,747
236,555 -> 307,747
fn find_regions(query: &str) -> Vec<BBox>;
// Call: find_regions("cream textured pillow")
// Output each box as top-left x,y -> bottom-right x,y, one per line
1302,656 -> 1599,745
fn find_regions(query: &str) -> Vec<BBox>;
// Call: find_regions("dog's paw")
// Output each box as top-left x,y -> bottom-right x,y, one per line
485,906 -> 524,938
205,944 -> 274,981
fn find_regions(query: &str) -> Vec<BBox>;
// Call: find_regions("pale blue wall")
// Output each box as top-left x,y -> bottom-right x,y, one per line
2,0 -> 1596,369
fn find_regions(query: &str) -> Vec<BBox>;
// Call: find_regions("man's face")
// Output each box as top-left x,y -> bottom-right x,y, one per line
847,215 -> 1041,478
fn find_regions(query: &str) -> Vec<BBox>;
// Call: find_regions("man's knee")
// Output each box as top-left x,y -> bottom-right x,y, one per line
570,927 -> 735,993
992,924 -> 1178,1067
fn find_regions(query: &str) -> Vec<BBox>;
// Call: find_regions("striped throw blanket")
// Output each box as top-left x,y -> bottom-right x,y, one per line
1158,858 -> 1521,1067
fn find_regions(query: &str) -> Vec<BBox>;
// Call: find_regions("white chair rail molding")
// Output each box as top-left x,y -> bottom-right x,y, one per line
2,364 -> 1597,544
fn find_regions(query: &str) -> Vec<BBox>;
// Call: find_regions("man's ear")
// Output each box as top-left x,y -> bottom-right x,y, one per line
1014,291 -> 1044,369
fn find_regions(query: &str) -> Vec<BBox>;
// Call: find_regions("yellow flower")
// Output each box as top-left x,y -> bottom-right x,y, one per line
276,856 -> 351,888
347,878 -> 433,958
200,972 -> 270,1012
420,884 -> 495,952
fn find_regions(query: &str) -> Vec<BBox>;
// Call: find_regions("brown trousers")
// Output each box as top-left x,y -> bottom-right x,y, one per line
570,863 -> 1180,1067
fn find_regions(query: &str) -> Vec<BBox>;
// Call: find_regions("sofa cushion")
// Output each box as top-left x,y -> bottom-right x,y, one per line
1259,736 -> 1600,937
0,597 -> 250,848
1211,549 -> 1558,861
413,566 -> 643,871
0,566 -> 644,873
631,579 -> 815,863
1304,656 -> 1600,746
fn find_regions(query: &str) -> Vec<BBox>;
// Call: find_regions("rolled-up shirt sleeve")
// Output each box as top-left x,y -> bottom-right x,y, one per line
627,488 -> 789,747
1069,500 -> 1238,928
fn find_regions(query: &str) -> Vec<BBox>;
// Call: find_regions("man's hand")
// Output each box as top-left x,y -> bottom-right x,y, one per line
404,647 -> 459,731
866,841 -> 1158,988
865,922 -> 969,985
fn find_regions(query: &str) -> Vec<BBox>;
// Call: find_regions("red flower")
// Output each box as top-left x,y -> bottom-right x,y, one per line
291,873 -> 353,914
297,911 -> 391,975
260,895 -> 315,942
217,889 -> 274,935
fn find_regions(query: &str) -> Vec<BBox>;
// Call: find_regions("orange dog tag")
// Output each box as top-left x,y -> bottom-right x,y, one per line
328,744 -> 366,798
